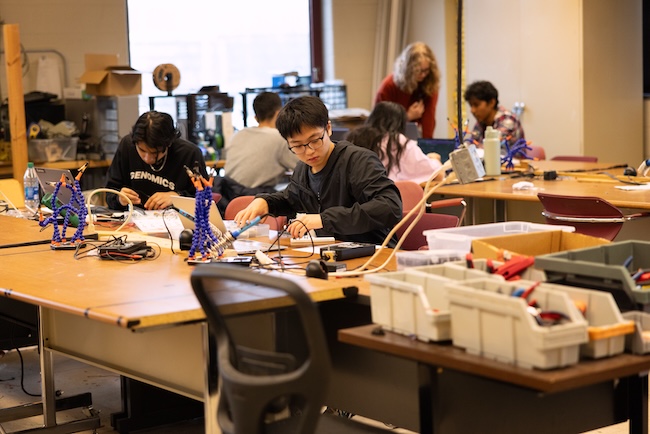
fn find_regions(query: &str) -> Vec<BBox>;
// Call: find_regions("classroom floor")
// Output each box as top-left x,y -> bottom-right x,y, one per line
0,347 -> 416,433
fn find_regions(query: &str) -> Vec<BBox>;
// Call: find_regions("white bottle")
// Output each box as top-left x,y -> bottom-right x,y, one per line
23,162 -> 40,211
483,126 -> 501,176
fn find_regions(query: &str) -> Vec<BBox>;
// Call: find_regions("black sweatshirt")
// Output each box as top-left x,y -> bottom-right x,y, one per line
105,135 -> 208,210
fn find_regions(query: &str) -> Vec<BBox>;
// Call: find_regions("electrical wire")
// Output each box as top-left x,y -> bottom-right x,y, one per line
329,160 -> 455,277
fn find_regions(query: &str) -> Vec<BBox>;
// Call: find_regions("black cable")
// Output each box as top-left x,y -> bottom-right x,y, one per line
8,324 -> 40,397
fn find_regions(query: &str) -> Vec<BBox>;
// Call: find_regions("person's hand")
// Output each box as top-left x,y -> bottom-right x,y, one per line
118,187 -> 141,206
427,152 -> 441,161
407,100 -> 425,121
144,191 -> 176,210
286,214 -> 323,239
233,198 -> 269,228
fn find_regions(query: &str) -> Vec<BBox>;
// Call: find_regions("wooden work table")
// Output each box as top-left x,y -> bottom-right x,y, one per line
0,214 -> 391,433
434,161 -> 650,210
0,216 -> 378,330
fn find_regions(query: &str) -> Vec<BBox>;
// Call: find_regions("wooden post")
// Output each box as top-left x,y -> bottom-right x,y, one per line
3,24 -> 28,182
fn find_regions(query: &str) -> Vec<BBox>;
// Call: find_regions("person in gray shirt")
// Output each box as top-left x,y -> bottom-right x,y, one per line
216,92 -> 298,212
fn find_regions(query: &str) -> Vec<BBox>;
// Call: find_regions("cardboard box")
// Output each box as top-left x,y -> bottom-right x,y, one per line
79,54 -> 142,96
471,230 -> 610,260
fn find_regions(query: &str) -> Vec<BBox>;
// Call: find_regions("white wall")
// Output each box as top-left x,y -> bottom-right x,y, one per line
331,0 -> 380,109
2,0 -> 647,163
0,0 -> 128,99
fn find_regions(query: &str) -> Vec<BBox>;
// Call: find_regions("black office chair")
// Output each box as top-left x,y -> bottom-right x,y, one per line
191,265 -> 389,434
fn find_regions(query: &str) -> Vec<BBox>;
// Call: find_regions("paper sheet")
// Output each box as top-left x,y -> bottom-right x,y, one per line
615,184 -> 650,191
130,211 -> 184,237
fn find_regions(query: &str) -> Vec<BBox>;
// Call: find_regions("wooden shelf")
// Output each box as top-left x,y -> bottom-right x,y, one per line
0,160 -> 112,178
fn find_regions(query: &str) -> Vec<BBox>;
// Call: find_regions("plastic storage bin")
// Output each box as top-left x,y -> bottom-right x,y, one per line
517,280 -> 634,358
366,263 -> 495,342
28,137 -> 79,162
424,221 -> 575,253
535,241 -> 650,311
396,249 -> 464,270
445,278 -> 588,369
622,311 -> 650,354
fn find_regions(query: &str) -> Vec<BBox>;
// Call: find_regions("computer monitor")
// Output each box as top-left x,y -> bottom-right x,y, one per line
405,122 -> 421,140
416,138 -> 457,163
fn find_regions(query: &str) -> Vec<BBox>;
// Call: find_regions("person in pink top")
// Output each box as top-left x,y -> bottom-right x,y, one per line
354,102 -> 442,184
374,42 -> 441,138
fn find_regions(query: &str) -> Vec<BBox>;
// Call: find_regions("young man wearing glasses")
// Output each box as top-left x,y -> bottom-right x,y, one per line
105,111 -> 208,210
234,96 -> 402,245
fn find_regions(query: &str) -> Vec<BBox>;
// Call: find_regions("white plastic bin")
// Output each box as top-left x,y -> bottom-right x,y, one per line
366,263 -> 496,342
445,278 -> 588,369
424,221 -> 575,253
396,249 -> 464,270
517,280 -> 634,358
622,311 -> 650,354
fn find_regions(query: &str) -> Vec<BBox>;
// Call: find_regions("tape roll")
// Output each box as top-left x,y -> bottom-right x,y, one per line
28,123 -> 40,138
152,63 -> 181,93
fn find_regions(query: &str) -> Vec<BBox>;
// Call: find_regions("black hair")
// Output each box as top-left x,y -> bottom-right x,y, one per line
275,96 -> 329,140
253,92 -> 282,123
463,80 -> 499,109
366,101 -> 408,174
131,111 -> 180,151
344,126 -> 383,154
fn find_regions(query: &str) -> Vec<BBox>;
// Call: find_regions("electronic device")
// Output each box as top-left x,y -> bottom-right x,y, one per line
417,138 -> 456,163
171,195 -> 227,233
405,122 -> 421,140
35,167 -> 74,204
98,241 -> 148,259
290,236 -> 336,247
305,260 -> 328,279
320,242 -> 376,261
209,256 -> 253,266
449,145 -> 486,184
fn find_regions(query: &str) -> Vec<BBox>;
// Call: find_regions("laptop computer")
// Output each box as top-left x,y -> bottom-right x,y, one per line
416,138 -> 457,163
34,167 -> 74,204
171,195 -> 284,254
171,195 -> 227,233
405,122 -> 421,140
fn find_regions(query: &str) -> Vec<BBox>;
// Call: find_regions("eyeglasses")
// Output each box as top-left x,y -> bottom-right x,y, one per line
288,130 -> 326,155
413,64 -> 430,76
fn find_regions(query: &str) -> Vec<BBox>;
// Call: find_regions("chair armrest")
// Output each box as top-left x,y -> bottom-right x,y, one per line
426,198 -> 467,226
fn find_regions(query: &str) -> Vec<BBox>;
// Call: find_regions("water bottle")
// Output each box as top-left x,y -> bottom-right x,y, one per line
483,126 -> 501,176
23,162 -> 40,210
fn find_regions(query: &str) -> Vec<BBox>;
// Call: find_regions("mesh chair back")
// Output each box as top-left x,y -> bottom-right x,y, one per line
191,266 -> 331,434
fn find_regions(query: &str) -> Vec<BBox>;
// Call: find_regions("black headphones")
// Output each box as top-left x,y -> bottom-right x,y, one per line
179,229 -> 194,251
305,260 -> 328,279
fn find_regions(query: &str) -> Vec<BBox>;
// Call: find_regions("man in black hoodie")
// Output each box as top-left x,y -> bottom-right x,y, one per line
234,96 -> 402,246
105,111 -> 208,210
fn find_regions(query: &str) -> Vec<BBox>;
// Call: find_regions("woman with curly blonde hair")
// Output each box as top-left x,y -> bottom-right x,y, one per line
374,42 -> 441,138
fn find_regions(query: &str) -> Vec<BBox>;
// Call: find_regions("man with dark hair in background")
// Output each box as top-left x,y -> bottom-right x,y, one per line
463,80 -> 525,148
216,92 -> 298,213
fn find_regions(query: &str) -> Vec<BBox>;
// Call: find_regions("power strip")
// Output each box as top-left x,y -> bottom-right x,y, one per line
290,236 -> 336,247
